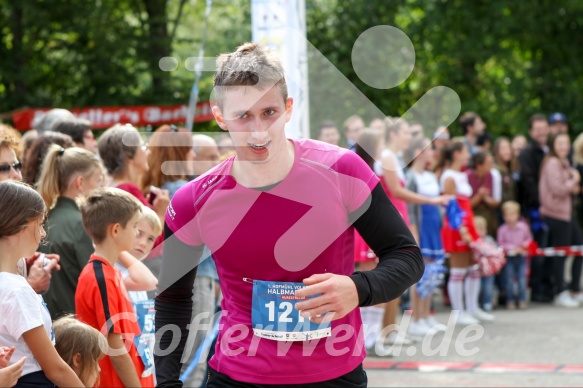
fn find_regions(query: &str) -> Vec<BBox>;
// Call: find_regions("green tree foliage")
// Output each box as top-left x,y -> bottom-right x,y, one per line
0,0 -> 150,108
0,0 -> 250,132
306,0 -> 583,136
1,0 -> 581,137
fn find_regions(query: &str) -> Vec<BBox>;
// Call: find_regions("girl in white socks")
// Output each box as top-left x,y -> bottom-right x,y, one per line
435,140 -> 495,325
405,138 -> 448,336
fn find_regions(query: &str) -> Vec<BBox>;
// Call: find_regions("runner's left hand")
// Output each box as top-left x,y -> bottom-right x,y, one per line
294,273 -> 359,324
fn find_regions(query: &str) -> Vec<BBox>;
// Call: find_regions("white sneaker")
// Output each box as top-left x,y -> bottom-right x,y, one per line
367,342 -> 394,358
424,316 -> 447,332
554,290 -> 580,308
417,319 -> 434,332
455,312 -> 480,326
384,330 -> 414,346
407,321 -> 431,339
471,308 -> 495,322
571,292 -> 583,304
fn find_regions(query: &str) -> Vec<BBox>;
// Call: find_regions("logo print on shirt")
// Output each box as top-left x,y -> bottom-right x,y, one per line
167,202 -> 176,221
202,176 -> 218,189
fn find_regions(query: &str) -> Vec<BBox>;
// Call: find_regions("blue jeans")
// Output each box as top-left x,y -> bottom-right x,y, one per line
505,255 -> 527,302
480,275 -> 495,310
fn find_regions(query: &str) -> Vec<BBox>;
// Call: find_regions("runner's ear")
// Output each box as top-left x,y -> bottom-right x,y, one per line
284,97 -> 294,123
212,106 -> 228,131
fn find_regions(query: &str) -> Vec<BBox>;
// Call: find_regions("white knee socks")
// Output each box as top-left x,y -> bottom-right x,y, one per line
448,267 -> 467,311
465,265 -> 481,313
360,306 -> 385,349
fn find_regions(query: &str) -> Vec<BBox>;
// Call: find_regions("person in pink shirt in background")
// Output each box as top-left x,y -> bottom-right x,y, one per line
497,201 -> 532,310
539,133 -> 583,308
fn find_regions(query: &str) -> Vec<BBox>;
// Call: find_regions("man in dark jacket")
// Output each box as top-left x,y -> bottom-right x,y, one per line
518,113 -> 551,302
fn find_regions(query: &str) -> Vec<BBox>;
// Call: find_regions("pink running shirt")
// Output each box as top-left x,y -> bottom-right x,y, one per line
165,139 -> 379,384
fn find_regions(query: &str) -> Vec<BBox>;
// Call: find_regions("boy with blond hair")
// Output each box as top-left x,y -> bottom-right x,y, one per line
119,205 -> 162,302
76,187 -> 154,387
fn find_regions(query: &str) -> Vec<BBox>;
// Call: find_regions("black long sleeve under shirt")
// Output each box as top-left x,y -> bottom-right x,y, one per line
154,182 -> 423,387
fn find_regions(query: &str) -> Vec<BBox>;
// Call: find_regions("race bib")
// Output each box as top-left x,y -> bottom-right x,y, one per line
134,300 -> 155,377
251,280 -> 331,342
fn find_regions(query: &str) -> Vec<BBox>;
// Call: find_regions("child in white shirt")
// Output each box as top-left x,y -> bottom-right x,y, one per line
0,181 -> 83,387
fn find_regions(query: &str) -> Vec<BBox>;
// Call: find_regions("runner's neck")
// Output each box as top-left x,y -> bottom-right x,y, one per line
231,139 -> 295,188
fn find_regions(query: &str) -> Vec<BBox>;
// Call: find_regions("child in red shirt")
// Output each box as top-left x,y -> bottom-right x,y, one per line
76,187 -> 154,387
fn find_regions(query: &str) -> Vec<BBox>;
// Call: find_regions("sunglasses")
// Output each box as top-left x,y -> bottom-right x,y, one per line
0,161 -> 22,174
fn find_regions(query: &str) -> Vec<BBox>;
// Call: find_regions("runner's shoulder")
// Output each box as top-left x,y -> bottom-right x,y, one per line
168,157 -> 235,218
296,139 -> 361,173
181,157 -> 234,193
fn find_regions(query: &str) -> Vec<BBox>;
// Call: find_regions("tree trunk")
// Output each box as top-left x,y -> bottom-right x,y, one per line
10,3 -> 26,106
142,0 -> 171,98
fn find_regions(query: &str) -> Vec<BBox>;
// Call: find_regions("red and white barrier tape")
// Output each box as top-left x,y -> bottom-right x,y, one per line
531,246 -> 583,257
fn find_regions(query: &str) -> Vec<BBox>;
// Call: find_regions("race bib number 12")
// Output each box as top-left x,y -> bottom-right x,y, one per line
251,280 -> 331,342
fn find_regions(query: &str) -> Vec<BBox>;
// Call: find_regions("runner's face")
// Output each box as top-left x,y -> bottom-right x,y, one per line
213,85 -> 293,164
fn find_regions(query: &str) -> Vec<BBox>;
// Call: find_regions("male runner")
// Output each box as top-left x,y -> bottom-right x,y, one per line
155,42 -> 423,387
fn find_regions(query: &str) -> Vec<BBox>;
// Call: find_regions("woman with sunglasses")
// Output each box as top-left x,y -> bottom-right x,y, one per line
0,127 -> 23,182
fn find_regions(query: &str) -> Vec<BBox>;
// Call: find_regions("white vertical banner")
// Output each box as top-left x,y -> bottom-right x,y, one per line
251,0 -> 310,139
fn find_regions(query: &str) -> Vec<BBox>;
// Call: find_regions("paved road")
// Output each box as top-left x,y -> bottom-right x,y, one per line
364,301 -> 583,387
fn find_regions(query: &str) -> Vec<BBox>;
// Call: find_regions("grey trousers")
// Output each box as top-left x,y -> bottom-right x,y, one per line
180,277 -> 218,387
